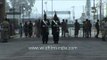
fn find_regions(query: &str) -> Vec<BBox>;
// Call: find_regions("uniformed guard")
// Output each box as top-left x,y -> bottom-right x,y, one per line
51,12 -> 60,44
101,17 -> 107,41
1,18 -> 10,43
41,12 -> 50,44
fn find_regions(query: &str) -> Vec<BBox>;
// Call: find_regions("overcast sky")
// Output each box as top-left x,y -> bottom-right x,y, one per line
31,0 -> 107,20
31,0 -> 88,19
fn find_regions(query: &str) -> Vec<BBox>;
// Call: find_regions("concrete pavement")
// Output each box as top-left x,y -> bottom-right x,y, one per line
0,37 -> 107,60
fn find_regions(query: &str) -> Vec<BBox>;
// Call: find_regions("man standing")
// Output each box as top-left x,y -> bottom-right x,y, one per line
19,23 -> 23,37
41,12 -> 50,44
51,12 -> 60,44
95,19 -> 100,38
101,18 -> 107,41
28,21 -> 33,38
88,20 -> 92,38
74,20 -> 80,37
24,22 -> 29,38
1,19 -> 10,43
61,19 -> 66,37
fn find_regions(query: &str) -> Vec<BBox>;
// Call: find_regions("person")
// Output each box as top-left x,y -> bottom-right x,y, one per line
88,20 -> 92,38
1,19 -> 10,43
83,21 -> 86,37
74,20 -> 80,37
51,12 -> 60,44
101,17 -> 107,41
19,23 -> 23,37
61,19 -> 66,37
24,22 -> 29,37
33,21 -> 37,37
28,21 -> 33,38
65,19 -> 69,37
95,19 -> 100,38
41,12 -> 50,44
84,19 -> 89,38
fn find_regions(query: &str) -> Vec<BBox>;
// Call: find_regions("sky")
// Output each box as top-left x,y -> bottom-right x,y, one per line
31,0 -> 87,19
31,0 -> 107,20
7,0 -> 107,20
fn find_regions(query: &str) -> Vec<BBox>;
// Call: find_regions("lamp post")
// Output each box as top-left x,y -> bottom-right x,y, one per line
44,1 -> 47,13
22,7 -> 25,23
51,0 -> 53,16
91,0 -> 96,25
100,0 -> 102,21
106,3 -> 107,17
72,6 -> 75,21
13,0 -> 16,20
42,0 -> 43,19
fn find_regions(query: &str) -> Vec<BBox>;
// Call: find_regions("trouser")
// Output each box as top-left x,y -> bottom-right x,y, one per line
89,30 -> 91,37
83,29 -> 86,37
19,30 -> 23,37
53,34 -> 59,44
24,31 -> 28,37
29,31 -> 33,37
62,29 -> 65,37
42,33 -> 48,44
85,29 -> 89,38
75,30 -> 79,37
102,30 -> 107,41
1,30 -> 9,42
95,29 -> 99,38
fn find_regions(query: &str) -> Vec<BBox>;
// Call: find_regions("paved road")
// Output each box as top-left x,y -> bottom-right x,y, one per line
0,37 -> 107,60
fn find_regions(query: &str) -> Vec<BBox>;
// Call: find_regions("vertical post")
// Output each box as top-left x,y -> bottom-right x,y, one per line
93,0 -> 96,20
52,0 -> 53,16
72,6 -> 75,21
13,0 -> 15,21
100,0 -> 102,21
45,2 -> 47,13
0,0 -> 5,22
106,3 -> 107,17
42,0 -> 43,19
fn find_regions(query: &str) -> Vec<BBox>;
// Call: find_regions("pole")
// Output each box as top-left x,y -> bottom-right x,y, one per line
13,0 -> 15,21
72,6 -> 75,21
45,2 -> 47,13
52,0 -> 53,16
106,3 -> 107,17
100,0 -> 102,21
42,0 -> 43,19
93,0 -> 96,20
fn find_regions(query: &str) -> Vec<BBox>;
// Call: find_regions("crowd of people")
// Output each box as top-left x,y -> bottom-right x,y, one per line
0,12 -> 107,43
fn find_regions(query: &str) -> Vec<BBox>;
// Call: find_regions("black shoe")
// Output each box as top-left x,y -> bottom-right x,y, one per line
102,37 -> 106,41
45,42 -> 48,44
2,40 -> 8,43
43,41 -> 45,44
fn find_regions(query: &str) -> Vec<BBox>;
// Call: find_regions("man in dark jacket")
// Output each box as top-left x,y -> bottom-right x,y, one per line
74,20 -> 80,37
24,22 -> 29,37
28,21 -> 33,38
51,12 -> 60,44
95,19 -> 99,38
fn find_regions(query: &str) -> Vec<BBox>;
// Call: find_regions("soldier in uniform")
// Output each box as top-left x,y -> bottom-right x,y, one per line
1,19 -> 10,43
41,12 -> 50,44
101,17 -> 107,41
51,12 -> 60,44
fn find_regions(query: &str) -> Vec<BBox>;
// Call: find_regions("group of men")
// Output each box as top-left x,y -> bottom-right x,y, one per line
0,12 -> 107,43
41,12 -> 60,44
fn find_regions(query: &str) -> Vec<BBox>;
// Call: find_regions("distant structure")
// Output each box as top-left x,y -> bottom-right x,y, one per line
85,0 -> 91,19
